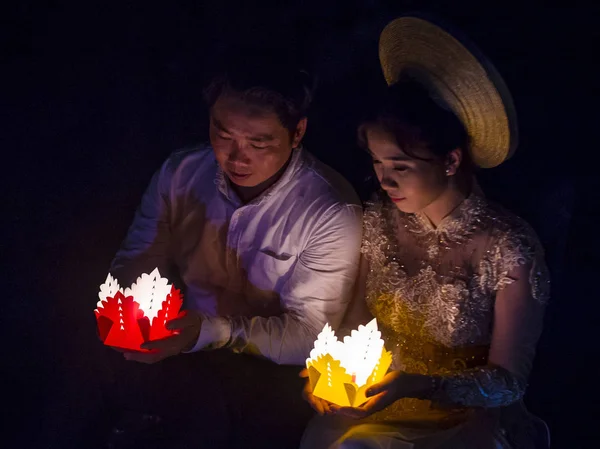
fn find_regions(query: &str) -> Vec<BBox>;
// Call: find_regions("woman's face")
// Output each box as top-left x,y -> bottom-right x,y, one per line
366,125 -> 449,214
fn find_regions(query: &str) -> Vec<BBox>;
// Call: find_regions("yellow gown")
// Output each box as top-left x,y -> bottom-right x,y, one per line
301,193 -> 550,449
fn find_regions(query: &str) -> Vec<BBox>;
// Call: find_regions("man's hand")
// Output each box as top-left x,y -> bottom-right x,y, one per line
332,371 -> 408,419
123,310 -> 203,364
299,368 -> 336,415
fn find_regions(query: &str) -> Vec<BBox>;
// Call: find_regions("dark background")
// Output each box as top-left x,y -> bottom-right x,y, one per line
4,1 -> 599,448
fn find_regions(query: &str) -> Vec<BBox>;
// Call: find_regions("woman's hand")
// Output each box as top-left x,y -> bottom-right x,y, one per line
299,368 -> 336,415
333,371 -> 432,419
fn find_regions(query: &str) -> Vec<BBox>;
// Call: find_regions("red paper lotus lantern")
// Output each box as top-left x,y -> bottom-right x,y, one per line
94,268 -> 183,351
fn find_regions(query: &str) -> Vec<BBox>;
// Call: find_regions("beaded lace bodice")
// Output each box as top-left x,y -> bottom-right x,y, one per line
360,192 -> 549,422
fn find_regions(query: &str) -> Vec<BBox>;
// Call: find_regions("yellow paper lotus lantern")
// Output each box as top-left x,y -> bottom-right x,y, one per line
306,319 -> 392,407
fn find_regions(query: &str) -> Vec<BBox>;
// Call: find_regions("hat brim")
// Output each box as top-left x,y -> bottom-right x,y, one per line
379,15 -> 518,168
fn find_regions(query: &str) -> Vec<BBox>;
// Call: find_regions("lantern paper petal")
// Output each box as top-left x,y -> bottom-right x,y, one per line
149,286 -> 183,341
99,291 -> 146,351
309,354 -> 354,407
306,319 -> 393,407
94,268 -> 183,352
98,273 -> 121,302
124,268 -> 171,321
96,315 -> 113,342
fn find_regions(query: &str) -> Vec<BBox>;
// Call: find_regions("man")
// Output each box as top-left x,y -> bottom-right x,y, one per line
105,58 -> 363,447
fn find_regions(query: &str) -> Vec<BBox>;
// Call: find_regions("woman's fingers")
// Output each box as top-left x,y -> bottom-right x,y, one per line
312,396 -> 325,415
300,369 -> 336,415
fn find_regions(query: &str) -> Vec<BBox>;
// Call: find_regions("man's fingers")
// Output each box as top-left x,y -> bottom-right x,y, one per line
165,310 -> 198,330
164,317 -> 187,330
141,334 -> 184,351
299,368 -> 308,378
111,347 -> 129,353
124,351 -> 168,364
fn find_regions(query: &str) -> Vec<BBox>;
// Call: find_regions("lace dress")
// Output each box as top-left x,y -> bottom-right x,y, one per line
301,193 -> 550,449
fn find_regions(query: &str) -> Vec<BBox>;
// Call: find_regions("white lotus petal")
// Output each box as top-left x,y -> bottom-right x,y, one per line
126,267 -> 171,320
98,273 -> 121,302
307,318 -> 385,387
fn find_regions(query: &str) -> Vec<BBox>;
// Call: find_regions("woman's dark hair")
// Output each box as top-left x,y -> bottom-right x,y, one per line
203,51 -> 314,135
358,76 -> 470,166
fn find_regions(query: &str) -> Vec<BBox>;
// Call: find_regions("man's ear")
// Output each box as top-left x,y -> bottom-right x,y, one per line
292,117 -> 308,148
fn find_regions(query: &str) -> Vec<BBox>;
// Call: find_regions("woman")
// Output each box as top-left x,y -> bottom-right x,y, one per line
300,16 -> 550,449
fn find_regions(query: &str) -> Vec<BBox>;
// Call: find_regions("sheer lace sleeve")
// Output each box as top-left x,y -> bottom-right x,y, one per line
433,365 -> 525,408
487,217 -> 550,304
433,235 -> 549,408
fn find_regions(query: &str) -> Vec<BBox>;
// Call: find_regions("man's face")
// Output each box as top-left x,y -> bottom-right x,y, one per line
209,95 -> 306,187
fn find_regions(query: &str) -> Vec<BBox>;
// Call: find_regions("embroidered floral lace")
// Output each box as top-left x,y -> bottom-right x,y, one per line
360,192 -> 549,421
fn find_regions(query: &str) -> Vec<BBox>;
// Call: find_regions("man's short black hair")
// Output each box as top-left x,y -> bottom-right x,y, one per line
203,50 -> 314,133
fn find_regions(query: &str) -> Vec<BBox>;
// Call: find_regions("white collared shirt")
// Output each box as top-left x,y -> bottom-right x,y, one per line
110,145 -> 363,365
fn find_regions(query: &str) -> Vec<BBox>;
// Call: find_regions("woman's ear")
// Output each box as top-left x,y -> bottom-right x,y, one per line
445,148 -> 463,176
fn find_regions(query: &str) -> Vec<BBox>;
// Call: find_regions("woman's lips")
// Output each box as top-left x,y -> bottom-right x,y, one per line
390,196 -> 406,203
